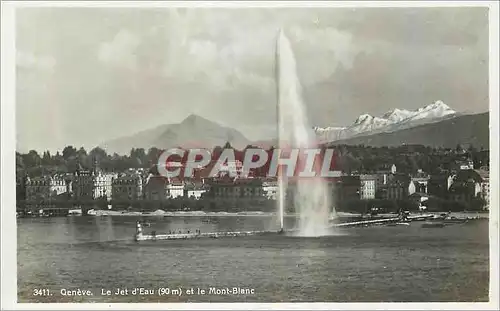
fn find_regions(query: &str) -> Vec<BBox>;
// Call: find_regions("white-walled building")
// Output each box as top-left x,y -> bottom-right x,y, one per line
408,172 -> 430,195
93,172 -> 118,201
25,175 -> 70,208
359,175 -> 377,199
167,178 -> 185,199
184,182 -> 207,200
73,169 -> 118,201
262,180 -> 278,200
458,160 -> 474,170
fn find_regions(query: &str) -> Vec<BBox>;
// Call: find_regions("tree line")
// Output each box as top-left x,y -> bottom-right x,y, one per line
16,142 -> 489,179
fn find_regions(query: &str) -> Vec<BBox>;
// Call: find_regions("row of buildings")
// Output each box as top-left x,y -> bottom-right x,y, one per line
23,168 -> 188,203
20,161 -> 490,210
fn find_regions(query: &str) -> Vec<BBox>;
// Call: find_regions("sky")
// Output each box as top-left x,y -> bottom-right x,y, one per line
16,6 -> 489,153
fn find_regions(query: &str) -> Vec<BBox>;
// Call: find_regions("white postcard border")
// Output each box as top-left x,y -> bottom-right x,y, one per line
1,1 -> 499,310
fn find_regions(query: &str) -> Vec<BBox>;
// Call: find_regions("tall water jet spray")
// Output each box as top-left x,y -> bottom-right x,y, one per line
275,29 -> 335,237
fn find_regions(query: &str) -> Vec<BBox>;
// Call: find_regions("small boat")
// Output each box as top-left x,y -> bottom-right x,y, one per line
387,222 -> 410,227
68,208 -> 83,216
422,222 -> 445,228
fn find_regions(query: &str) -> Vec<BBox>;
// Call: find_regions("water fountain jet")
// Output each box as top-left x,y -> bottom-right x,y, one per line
275,29 -> 335,237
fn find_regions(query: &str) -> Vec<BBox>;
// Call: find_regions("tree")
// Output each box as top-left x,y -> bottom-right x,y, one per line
76,147 -> 88,162
23,150 -> 41,168
147,147 -> 162,166
66,157 -> 79,173
16,152 -> 25,170
62,146 -> 77,161
130,148 -> 146,167
40,151 -> 51,166
53,151 -> 64,166
89,147 -> 107,161
88,147 -> 108,170
77,147 -> 87,156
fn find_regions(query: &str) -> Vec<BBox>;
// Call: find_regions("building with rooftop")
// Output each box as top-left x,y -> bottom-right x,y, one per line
111,173 -> 144,201
25,175 -> 70,208
359,174 -> 377,199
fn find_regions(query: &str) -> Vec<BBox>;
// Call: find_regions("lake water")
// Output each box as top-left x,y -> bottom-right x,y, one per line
17,216 -> 489,303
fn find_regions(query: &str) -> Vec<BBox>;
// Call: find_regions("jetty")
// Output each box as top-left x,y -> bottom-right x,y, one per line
331,214 -> 434,228
134,229 -> 274,241
133,214 -> 436,242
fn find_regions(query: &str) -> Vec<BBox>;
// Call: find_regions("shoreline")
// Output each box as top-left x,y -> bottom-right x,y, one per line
80,210 -> 489,219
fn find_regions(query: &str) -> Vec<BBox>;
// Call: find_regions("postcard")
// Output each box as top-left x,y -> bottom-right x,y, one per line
1,1 -> 498,310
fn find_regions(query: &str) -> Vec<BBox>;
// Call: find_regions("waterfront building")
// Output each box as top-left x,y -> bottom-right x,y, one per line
166,177 -> 185,199
476,169 -> 490,209
327,175 -> 361,205
374,165 -> 397,189
359,174 -> 377,199
448,169 -> 489,209
457,159 -> 474,170
73,169 -> 94,200
73,168 -> 117,201
111,173 -> 144,201
235,177 -> 265,198
184,182 -> 208,200
262,178 -> 278,200
374,174 -> 390,191
144,175 -> 168,201
427,174 -> 454,199
93,171 -> 118,201
384,174 -> 410,200
25,175 -> 70,208
206,176 -> 264,199
408,171 -> 430,195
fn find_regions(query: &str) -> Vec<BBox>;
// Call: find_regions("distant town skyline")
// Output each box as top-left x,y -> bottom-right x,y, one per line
16,7 -> 489,153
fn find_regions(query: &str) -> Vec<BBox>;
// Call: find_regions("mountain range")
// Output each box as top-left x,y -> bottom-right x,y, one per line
330,112 -> 489,149
313,100 -> 458,143
100,101 -> 489,154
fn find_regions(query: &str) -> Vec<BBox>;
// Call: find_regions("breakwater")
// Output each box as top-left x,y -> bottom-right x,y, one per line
133,214 -> 437,242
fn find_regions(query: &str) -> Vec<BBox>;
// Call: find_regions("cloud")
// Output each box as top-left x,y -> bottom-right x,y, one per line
155,9 -> 360,92
288,26 -> 358,85
97,30 -> 141,70
16,51 -> 56,71
14,7 -> 489,152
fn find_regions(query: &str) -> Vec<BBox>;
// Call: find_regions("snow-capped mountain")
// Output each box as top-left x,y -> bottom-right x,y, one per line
313,101 -> 457,143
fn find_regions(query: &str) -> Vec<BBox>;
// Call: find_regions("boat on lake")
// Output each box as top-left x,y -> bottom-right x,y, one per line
422,222 -> 446,228
67,208 -> 83,216
387,222 -> 410,227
